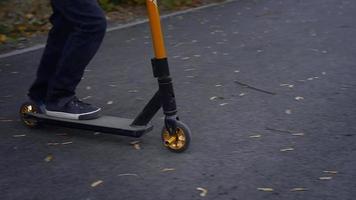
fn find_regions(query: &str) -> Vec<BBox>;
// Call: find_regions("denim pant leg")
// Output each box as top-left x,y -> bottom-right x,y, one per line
28,5 -> 73,102
46,0 -> 107,107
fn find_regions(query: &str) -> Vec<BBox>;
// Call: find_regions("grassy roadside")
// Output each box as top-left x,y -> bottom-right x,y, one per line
0,0 -> 222,54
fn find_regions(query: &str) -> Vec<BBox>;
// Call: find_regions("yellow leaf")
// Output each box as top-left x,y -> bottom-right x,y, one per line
91,180 -> 103,187
25,13 -> 34,19
0,34 -> 7,43
17,25 -> 27,32
44,154 -> 53,162
257,188 -> 274,192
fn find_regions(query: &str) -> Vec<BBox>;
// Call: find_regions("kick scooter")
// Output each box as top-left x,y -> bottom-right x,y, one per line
20,0 -> 191,153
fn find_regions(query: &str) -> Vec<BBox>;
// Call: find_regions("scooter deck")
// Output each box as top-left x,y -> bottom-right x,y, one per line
26,113 -> 153,138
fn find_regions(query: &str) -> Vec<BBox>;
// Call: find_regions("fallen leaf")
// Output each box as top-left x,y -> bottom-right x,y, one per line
118,173 -> 139,177
47,142 -> 60,146
44,154 -> 53,162
130,141 -> 140,145
81,96 -> 92,100
249,134 -> 262,138
0,34 -> 7,43
319,177 -> 332,180
280,83 -> 294,88
13,134 -> 26,138
107,101 -> 114,105
295,96 -> 304,101
292,133 -> 305,136
61,141 -> 73,145
197,187 -> 208,197
210,96 -> 224,101
134,144 -> 141,150
280,148 -> 294,152
0,119 -> 13,122
323,170 -> 338,174
161,168 -> 175,172
290,188 -> 308,192
257,188 -> 274,192
210,96 -> 218,100
285,109 -> 292,114
91,180 -> 103,187
239,93 -> 246,97
25,13 -> 34,19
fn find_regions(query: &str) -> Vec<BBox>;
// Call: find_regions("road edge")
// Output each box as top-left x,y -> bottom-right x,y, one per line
0,0 -> 235,60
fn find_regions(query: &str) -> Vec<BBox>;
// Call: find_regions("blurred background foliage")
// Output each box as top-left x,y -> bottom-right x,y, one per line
0,0 -> 199,44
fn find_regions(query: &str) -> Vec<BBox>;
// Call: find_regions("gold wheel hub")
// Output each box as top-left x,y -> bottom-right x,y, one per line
163,128 -> 186,150
20,104 -> 38,126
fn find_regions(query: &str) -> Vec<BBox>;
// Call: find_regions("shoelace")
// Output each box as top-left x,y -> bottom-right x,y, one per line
70,98 -> 91,109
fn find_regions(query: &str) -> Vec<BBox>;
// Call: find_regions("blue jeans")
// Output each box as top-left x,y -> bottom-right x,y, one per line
28,0 -> 107,107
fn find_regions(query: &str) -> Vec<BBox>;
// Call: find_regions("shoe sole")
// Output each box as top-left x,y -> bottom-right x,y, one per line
45,108 -> 101,120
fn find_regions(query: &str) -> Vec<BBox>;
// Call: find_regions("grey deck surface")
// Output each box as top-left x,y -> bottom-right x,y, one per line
1,0 -> 356,200
28,113 -> 152,137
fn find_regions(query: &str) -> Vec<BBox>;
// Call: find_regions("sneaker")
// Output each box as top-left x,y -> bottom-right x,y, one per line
45,97 -> 101,120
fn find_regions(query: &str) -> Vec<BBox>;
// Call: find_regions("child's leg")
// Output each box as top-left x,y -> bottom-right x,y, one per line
28,3 -> 73,102
45,0 -> 107,107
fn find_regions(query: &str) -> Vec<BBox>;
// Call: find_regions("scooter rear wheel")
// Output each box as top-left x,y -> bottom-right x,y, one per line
161,121 -> 191,153
19,102 -> 40,128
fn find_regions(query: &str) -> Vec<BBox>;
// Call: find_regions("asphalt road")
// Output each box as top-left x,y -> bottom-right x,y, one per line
1,0 -> 355,199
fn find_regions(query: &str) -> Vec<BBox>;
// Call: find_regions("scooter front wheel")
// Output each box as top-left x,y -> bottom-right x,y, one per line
19,102 -> 40,128
161,120 -> 191,153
